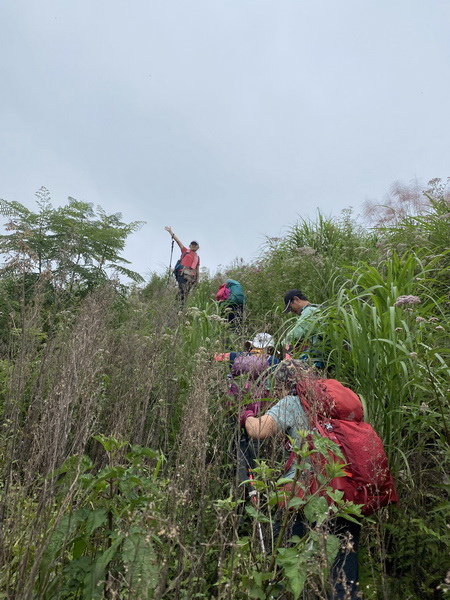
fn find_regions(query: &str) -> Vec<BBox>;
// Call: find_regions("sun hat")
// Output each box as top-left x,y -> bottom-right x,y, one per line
249,332 -> 275,349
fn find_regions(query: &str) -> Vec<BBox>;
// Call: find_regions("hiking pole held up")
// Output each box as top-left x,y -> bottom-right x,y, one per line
167,237 -> 175,285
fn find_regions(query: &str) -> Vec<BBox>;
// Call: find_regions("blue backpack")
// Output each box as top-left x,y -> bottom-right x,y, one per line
225,279 -> 246,305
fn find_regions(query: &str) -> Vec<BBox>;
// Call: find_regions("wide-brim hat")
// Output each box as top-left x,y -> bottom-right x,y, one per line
249,332 -> 274,349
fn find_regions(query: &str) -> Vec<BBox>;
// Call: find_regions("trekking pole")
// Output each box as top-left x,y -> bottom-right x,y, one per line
238,428 -> 266,555
167,238 -> 175,285
247,466 -> 266,555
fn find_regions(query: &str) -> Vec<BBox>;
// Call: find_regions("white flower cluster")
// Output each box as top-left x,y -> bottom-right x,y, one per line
394,295 -> 421,307
297,246 -> 317,256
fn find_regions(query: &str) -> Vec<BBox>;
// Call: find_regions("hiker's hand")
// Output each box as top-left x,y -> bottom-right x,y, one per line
165,226 -> 173,236
239,409 -> 256,428
244,401 -> 262,415
239,402 -> 260,427
282,344 -> 292,359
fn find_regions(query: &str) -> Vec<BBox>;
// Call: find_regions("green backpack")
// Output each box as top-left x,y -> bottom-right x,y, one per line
226,279 -> 246,305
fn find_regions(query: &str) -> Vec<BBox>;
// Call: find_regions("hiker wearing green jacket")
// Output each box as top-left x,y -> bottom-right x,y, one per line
281,289 -> 324,368
216,278 -> 246,331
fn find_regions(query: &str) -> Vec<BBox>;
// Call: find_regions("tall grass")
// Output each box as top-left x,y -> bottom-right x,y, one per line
1,199 -> 449,598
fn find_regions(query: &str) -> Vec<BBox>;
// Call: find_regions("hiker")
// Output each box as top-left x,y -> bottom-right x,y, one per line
281,289 -> 324,368
165,226 -> 200,304
214,332 -> 280,371
237,331 -> 278,360
219,333 -> 280,487
215,279 -> 246,330
229,332 -> 280,400
240,359 -> 361,600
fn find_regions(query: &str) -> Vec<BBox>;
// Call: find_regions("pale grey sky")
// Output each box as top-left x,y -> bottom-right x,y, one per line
1,0 -> 449,280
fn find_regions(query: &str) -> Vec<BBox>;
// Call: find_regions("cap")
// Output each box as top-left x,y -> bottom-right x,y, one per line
190,240 -> 199,246
249,332 -> 274,349
283,289 -> 304,313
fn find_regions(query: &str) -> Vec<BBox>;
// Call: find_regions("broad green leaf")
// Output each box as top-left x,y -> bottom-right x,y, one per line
123,530 -> 159,599
83,535 -> 123,600
85,509 -> 108,536
304,496 -> 329,525
245,504 -> 271,523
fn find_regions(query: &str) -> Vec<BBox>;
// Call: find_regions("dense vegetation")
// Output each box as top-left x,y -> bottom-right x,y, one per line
0,180 -> 449,599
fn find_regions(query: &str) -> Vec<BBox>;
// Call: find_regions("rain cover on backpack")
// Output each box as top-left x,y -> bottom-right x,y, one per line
282,379 -> 398,516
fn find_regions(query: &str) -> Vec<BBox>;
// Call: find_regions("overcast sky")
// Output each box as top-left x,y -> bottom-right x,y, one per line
1,0 -> 449,280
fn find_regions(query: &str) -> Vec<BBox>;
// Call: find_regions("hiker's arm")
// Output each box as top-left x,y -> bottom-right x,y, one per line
165,226 -> 184,251
245,414 -> 278,439
282,319 -> 306,346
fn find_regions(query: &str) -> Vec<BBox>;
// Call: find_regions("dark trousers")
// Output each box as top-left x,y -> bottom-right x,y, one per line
274,514 -> 360,599
175,272 -> 193,305
220,302 -> 244,331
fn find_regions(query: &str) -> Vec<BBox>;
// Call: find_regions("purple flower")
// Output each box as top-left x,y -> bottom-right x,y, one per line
394,295 -> 421,307
415,316 -> 426,323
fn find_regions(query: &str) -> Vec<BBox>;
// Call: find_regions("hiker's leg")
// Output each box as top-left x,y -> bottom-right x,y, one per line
276,515 -> 360,599
176,273 -> 188,305
232,304 -> 244,332
236,431 -> 261,485
226,304 -> 239,330
272,511 -> 308,552
329,518 -> 361,600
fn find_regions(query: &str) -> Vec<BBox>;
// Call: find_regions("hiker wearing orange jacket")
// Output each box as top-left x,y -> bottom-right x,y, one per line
165,226 -> 200,304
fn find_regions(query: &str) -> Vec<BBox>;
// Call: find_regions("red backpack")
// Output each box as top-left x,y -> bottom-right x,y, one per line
282,379 -> 399,516
216,283 -> 231,302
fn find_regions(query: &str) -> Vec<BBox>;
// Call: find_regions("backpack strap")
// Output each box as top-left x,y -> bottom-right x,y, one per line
284,448 -> 296,474
176,250 -> 199,272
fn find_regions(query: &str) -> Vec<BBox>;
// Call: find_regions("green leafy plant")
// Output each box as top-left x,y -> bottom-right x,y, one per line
36,436 -> 166,600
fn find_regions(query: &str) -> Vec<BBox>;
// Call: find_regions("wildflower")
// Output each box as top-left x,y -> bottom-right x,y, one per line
435,326 -> 445,331
415,316 -> 425,323
209,314 -> 226,322
297,246 -> 317,256
409,352 -> 418,358
395,327 -> 403,332
420,403 -> 429,413
394,295 -> 421,307
429,317 -> 439,322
